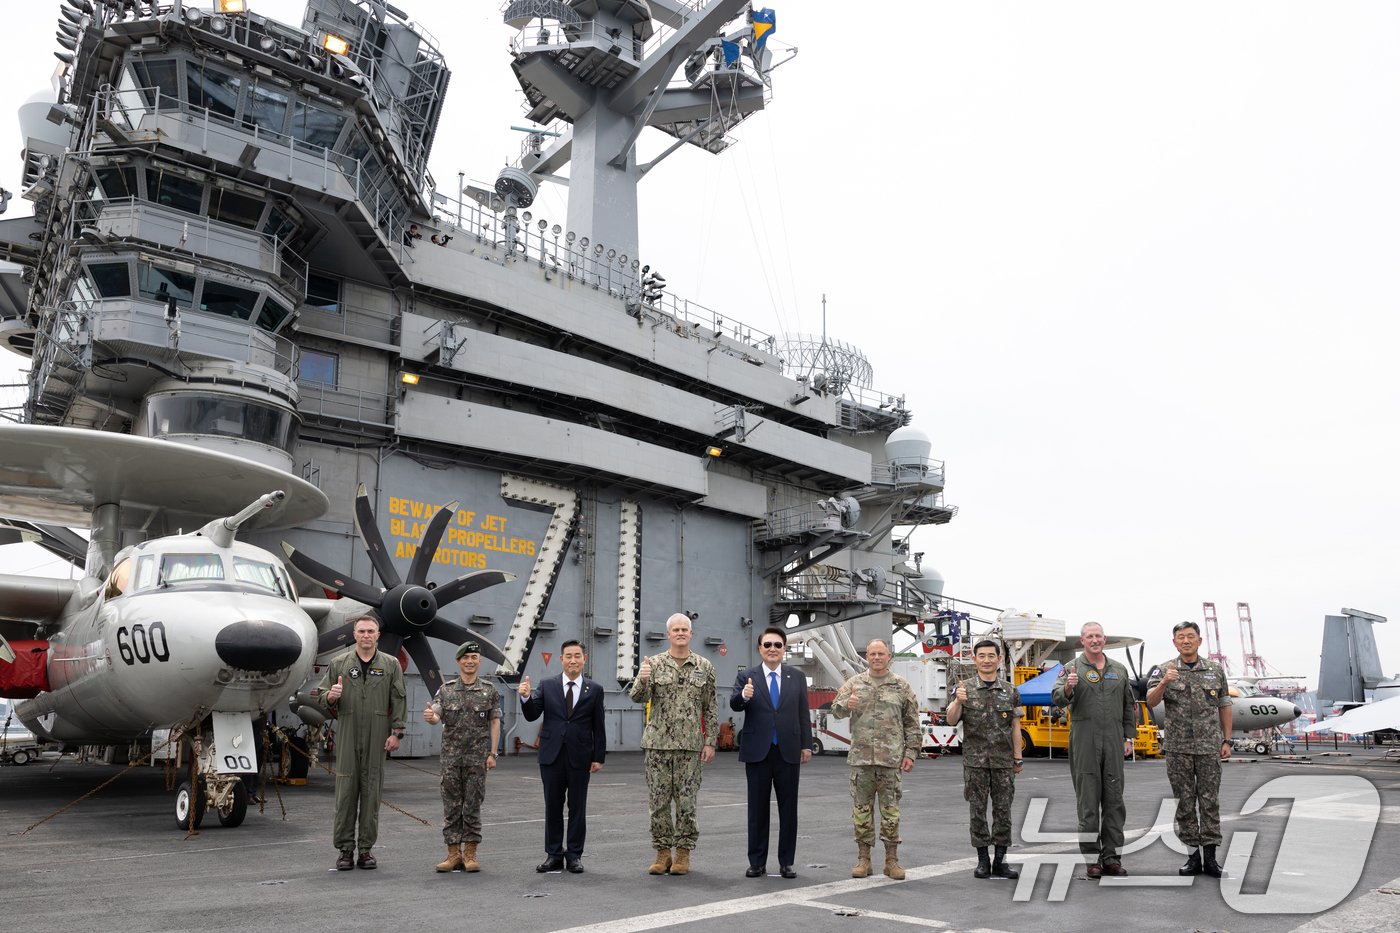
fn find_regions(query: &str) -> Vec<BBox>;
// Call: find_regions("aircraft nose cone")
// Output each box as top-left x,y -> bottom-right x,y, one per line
215,620 -> 304,673
1292,705 -> 1303,719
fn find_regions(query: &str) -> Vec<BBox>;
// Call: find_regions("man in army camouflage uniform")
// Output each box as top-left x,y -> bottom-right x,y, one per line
424,640 -> 501,873
1052,621 -> 1137,878
945,639 -> 1023,880
830,639 -> 921,880
1146,621 -> 1232,878
628,612 -> 718,876
317,612 -> 407,871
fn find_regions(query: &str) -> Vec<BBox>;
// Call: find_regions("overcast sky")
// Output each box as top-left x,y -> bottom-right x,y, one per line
2,1 -> 1397,684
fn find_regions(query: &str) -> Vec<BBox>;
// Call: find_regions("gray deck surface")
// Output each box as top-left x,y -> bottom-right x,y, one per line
4,747 -> 1398,932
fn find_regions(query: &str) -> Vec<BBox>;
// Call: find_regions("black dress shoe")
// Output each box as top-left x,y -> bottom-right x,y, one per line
567,859 -> 585,874
745,865 -> 766,878
780,866 -> 797,879
536,856 -> 564,873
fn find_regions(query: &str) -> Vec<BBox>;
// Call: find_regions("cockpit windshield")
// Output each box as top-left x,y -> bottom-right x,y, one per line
159,553 -> 225,584
233,557 -> 292,598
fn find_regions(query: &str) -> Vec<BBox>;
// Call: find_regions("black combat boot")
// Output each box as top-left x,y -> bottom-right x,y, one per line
1178,848 -> 1202,876
992,845 -> 1020,879
973,846 -> 991,879
1201,844 -> 1223,878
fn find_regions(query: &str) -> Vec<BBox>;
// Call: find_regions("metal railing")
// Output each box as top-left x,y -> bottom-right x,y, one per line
295,300 -> 397,346
870,458 -> 946,488
72,197 -> 309,301
295,380 -> 394,429
64,298 -> 299,377
756,499 -> 856,540
94,85 -> 418,269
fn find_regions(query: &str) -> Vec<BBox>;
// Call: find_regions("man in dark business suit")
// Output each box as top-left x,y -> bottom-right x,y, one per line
519,640 -> 607,874
730,626 -> 812,879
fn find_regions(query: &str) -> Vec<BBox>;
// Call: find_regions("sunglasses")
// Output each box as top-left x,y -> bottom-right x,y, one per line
760,641 -> 784,649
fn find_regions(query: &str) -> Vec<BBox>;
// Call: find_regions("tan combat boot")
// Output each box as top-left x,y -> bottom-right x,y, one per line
648,848 -> 672,875
436,843 -> 462,872
883,843 -> 905,880
852,842 -> 873,878
671,848 -> 691,875
461,842 -> 481,872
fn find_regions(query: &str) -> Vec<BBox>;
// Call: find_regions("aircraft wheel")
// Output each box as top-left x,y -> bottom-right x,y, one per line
219,782 -> 249,828
11,749 -> 30,765
811,738 -> 824,756
175,780 -> 206,830
1254,741 -> 1268,755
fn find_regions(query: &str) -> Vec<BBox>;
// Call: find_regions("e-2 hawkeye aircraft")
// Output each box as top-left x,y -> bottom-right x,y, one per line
0,425 -> 510,829
1121,647 -> 1303,746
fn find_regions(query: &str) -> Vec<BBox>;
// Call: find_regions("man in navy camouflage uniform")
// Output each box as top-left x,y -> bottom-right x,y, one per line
946,638 -> 1023,879
1146,621 -> 1232,878
628,612 -> 718,876
424,640 -> 501,873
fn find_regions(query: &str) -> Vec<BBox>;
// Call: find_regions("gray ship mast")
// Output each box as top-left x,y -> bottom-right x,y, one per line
499,0 -> 785,263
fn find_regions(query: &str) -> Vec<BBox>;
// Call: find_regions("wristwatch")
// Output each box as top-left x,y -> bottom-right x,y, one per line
392,729 -> 405,739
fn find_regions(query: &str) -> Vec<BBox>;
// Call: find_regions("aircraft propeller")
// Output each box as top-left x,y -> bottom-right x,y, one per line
1122,643 -> 1151,702
282,485 -> 515,696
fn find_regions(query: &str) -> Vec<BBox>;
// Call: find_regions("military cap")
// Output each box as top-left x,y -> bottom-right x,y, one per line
455,641 -> 481,659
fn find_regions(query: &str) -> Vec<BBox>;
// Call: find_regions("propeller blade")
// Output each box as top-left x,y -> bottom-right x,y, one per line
422,615 -> 508,667
432,570 -> 517,608
406,499 -> 459,586
354,483 -> 401,589
403,634 -> 445,700
282,543 -> 385,606
317,621 -> 355,655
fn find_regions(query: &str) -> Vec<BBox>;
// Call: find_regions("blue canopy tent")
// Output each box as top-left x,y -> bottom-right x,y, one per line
1016,663 -> 1064,707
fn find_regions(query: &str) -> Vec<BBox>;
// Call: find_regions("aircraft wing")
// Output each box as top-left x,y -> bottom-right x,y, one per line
1298,695 -> 1400,735
0,573 -> 80,640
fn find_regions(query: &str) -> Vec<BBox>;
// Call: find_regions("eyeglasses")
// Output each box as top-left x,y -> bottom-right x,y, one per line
760,641 -> 784,649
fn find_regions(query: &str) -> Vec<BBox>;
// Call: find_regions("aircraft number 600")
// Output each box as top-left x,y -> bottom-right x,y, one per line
116,622 -> 171,664
1249,703 -> 1279,716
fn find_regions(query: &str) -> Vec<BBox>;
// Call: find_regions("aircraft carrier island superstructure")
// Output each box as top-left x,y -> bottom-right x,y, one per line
0,0 -> 958,752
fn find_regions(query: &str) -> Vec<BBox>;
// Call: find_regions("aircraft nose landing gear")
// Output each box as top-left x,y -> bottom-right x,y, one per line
173,718 -> 255,830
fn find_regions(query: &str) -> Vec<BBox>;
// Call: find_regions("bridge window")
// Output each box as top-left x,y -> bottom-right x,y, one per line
243,82 -> 290,137
141,394 -> 298,452
146,169 -> 204,214
256,297 -> 292,331
131,58 -> 180,108
304,273 -> 340,313
88,263 -> 133,298
290,100 -> 345,149
94,166 -> 138,200
209,188 -> 264,230
199,279 -> 260,321
263,205 -> 298,243
139,265 -> 197,309
298,349 -> 337,387
187,63 -> 241,122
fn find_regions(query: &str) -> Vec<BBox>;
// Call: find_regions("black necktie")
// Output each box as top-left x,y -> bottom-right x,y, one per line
565,680 -> 575,717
